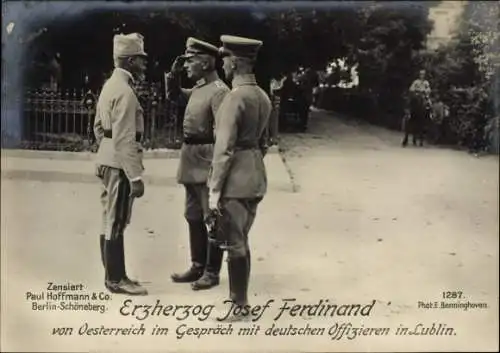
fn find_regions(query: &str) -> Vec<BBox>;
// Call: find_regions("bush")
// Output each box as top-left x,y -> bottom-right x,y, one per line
420,24 -> 496,150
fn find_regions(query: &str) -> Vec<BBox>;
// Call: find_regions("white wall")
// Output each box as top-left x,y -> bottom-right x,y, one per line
427,1 -> 467,50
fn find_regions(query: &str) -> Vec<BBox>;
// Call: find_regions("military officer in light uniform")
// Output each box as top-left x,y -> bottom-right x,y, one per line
165,37 -> 229,290
409,69 -> 432,108
94,33 -> 148,296
208,35 -> 272,320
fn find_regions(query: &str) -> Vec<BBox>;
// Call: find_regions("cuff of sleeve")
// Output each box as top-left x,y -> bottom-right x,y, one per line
130,176 -> 142,182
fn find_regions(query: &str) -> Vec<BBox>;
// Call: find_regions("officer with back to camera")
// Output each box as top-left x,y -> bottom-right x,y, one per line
208,35 -> 272,321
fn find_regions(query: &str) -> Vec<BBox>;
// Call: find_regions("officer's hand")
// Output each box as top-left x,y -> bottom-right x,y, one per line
130,180 -> 145,198
170,55 -> 185,74
209,191 -> 221,211
95,164 -> 105,179
205,208 -> 221,229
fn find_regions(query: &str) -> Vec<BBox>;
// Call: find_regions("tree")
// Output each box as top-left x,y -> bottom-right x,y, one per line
262,6 -> 363,76
419,1 -> 498,150
342,2 -> 433,125
465,1 -> 500,82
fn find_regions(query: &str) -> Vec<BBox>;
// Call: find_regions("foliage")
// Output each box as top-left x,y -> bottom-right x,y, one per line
262,6 -> 364,73
316,3 -> 434,128
465,1 -> 500,81
420,1 -> 499,151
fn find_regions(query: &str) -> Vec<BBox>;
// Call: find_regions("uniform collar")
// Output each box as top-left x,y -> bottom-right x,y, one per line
114,67 -> 135,84
195,71 -> 219,87
232,74 -> 257,88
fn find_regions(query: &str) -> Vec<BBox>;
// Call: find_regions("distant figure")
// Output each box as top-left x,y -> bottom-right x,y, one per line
296,68 -> 319,131
48,53 -> 62,91
279,74 -> 301,130
37,51 -> 61,91
409,69 -> 432,109
429,94 -> 450,144
402,70 -> 432,147
270,75 -> 285,95
269,76 -> 285,142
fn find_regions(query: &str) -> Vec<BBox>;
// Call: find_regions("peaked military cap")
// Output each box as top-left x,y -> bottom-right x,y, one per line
182,37 -> 219,58
219,35 -> 263,59
113,33 -> 147,59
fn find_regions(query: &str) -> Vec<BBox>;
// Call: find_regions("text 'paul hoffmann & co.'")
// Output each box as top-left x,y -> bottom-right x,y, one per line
26,282 -> 110,314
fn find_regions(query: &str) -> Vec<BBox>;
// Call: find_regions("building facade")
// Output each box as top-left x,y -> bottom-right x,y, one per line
426,1 -> 467,50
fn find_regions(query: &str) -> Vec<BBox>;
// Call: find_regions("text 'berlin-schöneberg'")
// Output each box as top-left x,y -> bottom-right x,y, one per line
119,298 -> 377,321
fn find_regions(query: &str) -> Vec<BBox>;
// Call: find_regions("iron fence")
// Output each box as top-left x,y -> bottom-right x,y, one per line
21,82 -> 184,151
21,82 -> 280,152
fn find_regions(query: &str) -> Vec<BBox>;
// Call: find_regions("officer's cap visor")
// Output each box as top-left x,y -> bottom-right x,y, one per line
218,47 -> 232,58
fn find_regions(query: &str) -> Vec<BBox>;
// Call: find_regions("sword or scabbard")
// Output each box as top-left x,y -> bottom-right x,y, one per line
126,197 -> 135,225
205,209 -> 229,250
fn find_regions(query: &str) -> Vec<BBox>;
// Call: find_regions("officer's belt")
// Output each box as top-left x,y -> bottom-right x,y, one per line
183,136 -> 215,145
234,142 -> 259,151
103,130 -> 142,142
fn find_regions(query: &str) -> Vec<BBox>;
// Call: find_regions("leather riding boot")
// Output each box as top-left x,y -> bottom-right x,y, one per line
220,257 -> 250,322
104,239 -> 121,292
246,249 -> 251,281
227,257 -> 234,300
171,220 -> 207,283
229,257 -> 249,306
117,234 -> 140,285
191,242 -> 224,291
105,239 -> 147,296
100,234 -> 105,267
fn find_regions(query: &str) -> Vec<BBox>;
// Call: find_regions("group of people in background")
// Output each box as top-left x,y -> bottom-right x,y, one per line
270,68 -> 319,132
403,69 -> 486,154
93,32 -> 271,322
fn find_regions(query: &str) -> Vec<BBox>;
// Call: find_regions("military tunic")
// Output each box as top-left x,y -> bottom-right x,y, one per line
409,79 -> 431,96
177,73 -> 229,184
208,74 -> 272,258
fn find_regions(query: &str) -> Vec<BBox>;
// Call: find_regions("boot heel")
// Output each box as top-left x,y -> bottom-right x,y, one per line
100,234 -> 105,267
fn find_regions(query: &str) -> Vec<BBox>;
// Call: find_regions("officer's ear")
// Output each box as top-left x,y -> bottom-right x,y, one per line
201,55 -> 215,71
124,56 -> 136,69
201,58 -> 209,71
230,57 -> 238,70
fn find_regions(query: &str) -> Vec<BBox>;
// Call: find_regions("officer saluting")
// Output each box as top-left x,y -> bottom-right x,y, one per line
94,33 -> 148,296
165,38 -> 229,290
208,35 -> 272,321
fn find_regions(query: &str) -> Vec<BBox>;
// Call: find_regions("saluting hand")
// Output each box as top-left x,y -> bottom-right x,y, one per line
171,55 -> 185,74
130,180 -> 145,198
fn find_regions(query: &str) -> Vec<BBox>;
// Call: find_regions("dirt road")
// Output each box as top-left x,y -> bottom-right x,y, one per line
1,109 -> 498,352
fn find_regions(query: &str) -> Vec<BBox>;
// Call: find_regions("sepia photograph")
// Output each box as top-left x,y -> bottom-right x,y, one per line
1,1 -> 499,352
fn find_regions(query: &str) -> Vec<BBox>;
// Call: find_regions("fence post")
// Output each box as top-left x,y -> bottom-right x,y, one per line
150,90 -> 158,150
24,89 -> 32,147
84,90 -> 97,151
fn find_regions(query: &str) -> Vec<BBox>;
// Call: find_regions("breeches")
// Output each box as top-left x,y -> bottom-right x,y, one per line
184,183 -> 209,221
99,166 -> 134,240
220,198 -> 262,259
